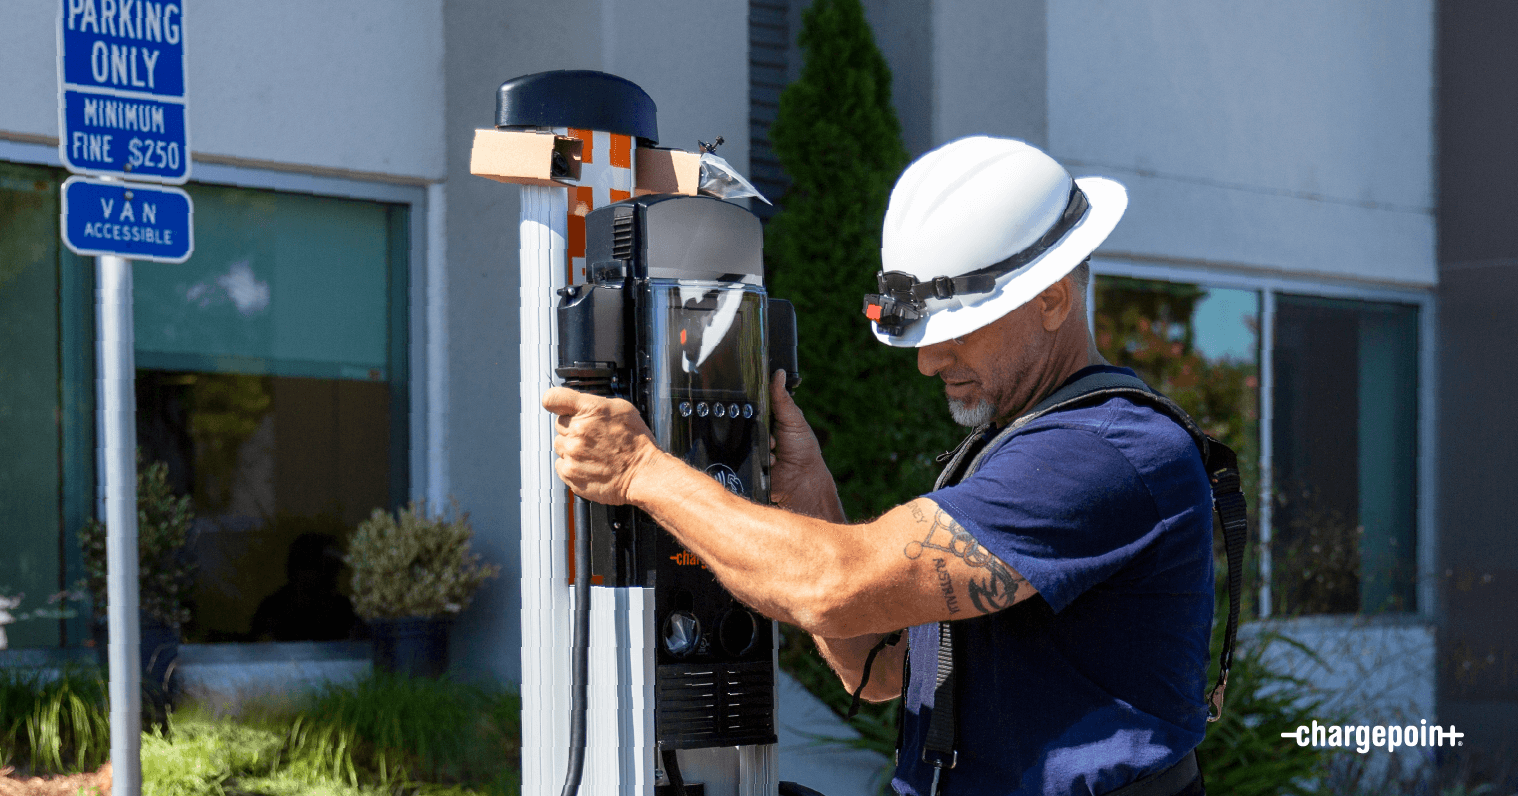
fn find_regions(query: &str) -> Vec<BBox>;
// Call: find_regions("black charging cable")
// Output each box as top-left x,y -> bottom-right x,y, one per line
560,497 -> 593,796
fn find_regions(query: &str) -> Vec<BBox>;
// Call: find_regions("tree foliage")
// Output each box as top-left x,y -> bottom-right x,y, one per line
765,0 -> 961,520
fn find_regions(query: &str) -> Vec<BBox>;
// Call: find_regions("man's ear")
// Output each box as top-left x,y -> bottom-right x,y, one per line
1038,275 -> 1076,332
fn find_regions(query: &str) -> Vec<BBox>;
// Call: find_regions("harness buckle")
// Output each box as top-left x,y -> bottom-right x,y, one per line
922,749 -> 957,770
1206,671 -> 1229,723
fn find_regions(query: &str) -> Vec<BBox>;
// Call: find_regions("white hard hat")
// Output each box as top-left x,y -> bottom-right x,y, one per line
864,136 -> 1127,347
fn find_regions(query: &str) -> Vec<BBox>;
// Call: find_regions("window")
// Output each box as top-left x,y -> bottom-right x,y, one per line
132,181 -> 410,643
1093,264 -> 1426,618
0,156 -> 411,650
1271,295 -> 1419,615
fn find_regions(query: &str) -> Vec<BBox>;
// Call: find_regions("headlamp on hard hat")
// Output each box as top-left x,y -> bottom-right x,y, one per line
863,271 -> 997,336
864,184 -> 1090,337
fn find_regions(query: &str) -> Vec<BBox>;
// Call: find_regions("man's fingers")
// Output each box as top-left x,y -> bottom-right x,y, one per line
770,370 -> 805,426
542,386 -> 597,416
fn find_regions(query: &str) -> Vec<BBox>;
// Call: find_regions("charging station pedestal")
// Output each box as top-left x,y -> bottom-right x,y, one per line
473,70 -> 783,796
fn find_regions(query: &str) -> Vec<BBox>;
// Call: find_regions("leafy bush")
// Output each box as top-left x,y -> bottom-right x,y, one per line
78,452 -> 197,629
140,717 -> 284,796
0,672 -> 520,795
288,673 -> 478,785
0,664 -> 110,775
344,501 -> 500,621
764,0 -> 961,520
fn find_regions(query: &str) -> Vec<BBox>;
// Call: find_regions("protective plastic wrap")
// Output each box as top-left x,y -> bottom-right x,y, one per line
697,152 -> 772,205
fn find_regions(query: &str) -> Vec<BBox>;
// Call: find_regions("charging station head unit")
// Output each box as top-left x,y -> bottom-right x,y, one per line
558,194 -> 784,750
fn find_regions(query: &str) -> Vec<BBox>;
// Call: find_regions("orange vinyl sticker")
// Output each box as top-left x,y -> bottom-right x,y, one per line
568,128 -> 593,162
567,186 -> 593,260
609,134 -> 631,169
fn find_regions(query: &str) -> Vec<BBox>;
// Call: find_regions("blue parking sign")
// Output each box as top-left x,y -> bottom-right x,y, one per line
62,177 -> 194,263
58,0 -> 190,183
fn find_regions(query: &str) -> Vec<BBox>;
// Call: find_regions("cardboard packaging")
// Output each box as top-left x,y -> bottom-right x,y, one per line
470,129 -> 582,187
633,148 -> 701,196
470,128 -> 701,197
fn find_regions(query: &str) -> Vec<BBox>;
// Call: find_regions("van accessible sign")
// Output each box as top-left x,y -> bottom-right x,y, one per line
57,0 -> 190,184
62,177 -> 193,263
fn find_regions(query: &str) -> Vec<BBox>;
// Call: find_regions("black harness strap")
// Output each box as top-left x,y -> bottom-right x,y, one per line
921,621 -> 958,773
846,630 -> 902,719
907,371 -> 1247,793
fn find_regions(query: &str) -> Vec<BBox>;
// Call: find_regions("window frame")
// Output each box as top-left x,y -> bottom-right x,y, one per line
1089,256 -> 1437,621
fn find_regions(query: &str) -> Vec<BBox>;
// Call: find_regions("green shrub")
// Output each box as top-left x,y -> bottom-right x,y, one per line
345,501 -> 500,621
78,452 -> 197,629
764,0 -> 961,521
140,716 -> 284,796
0,664 -> 109,775
282,672 -> 519,792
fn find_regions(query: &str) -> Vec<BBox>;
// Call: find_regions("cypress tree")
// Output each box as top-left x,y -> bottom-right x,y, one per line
766,0 -> 959,520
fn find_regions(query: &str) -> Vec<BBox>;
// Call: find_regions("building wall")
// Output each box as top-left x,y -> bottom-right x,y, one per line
0,0 -> 447,180
857,0 -> 1436,287
440,0 -> 753,683
1046,1 -> 1435,286
1437,0 -> 1518,772
932,0 -> 1047,152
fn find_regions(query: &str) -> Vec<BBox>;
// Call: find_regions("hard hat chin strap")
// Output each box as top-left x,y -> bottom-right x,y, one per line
863,184 -> 1090,336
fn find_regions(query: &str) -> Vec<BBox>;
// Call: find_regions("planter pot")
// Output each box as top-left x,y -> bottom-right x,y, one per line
369,616 -> 451,678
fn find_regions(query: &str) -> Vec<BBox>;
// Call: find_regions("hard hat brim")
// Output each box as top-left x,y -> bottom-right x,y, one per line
870,175 -> 1128,348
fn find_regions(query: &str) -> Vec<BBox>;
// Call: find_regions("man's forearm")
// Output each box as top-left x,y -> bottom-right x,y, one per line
626,450 -> 894,638
814,631 -> 905,702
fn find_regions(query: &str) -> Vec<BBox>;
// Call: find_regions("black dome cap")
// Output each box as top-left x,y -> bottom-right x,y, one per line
495,70 -> 658,145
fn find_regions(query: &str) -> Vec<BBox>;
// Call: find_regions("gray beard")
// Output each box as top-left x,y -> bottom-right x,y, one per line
948,398 -> 996,428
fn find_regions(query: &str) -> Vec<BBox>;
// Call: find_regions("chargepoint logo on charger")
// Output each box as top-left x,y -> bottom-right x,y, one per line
1282,720 -> 1464,753
706,463 -> 744,495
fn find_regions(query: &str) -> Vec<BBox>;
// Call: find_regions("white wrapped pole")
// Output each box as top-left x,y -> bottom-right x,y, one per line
519,183 -> 572,795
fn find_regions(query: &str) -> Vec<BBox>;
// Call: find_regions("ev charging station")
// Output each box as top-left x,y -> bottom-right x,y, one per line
471,71 -> 808,796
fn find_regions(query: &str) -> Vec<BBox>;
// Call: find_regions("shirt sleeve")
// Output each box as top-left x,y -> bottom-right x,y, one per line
925,423 -> 1165,613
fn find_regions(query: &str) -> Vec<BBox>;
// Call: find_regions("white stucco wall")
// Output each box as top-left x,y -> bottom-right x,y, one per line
932,0 -> 1047,150
603,0 -> 751,173
0,4 -> 60,143
0,0 -> 446,180
1046,1 -> 1436,286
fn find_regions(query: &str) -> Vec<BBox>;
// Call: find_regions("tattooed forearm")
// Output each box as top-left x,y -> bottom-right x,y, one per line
933,557 -> 961,614
904,505 -> 1028,615
966,560 -> 1021,613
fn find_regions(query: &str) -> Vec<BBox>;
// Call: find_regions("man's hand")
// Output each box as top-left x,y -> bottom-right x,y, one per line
542,387 -> 666,506
769,371 -> 847,522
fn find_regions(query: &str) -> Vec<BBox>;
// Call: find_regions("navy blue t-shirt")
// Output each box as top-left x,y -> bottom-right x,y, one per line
892,367 -> 1215,796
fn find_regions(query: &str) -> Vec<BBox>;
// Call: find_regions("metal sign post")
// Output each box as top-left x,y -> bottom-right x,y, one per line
98,252 -> 142,796
57,3 -> 193,793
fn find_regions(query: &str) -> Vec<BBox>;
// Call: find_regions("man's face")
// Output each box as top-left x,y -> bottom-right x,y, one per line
916,302 -> 1051,427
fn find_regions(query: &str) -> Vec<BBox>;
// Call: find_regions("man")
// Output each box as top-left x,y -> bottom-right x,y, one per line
543,137 -> 1213,796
